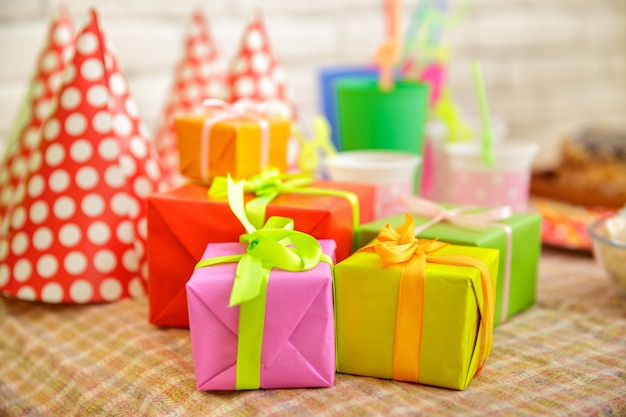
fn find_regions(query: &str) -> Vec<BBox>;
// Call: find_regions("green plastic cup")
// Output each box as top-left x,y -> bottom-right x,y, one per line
336,79 -> 429,155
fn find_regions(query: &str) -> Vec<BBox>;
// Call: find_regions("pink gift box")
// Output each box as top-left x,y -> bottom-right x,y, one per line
186,240 -> 336,390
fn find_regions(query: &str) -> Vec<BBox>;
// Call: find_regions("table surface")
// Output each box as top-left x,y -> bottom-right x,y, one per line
1,247 -> 625,416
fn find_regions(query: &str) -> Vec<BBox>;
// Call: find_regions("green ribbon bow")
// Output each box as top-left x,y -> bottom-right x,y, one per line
195,176 -> 333,390
208,168 -> 361,248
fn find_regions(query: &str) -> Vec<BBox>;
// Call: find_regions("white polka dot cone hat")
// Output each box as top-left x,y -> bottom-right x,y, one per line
0,9 -> 164,304
225,12 -> 298,120
154,9 -> 226,188
0,6 -> 74,233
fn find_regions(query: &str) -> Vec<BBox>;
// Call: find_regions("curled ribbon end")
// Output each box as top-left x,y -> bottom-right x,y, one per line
227,175 -> 258,235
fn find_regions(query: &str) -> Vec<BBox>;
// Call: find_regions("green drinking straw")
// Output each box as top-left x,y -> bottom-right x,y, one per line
471,61 -> 495,166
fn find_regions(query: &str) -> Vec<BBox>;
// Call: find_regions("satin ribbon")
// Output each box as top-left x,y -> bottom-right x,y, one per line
358,213 -> 494,383
398,195 -> 514,325
200,98 -> 276,181
194,176 -> 332,390
209,168 -> 360,248
291,115 -> 337,173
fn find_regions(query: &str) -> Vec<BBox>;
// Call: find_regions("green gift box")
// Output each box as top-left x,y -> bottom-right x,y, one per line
357,202 -> 541,327
335,214 -> 499,390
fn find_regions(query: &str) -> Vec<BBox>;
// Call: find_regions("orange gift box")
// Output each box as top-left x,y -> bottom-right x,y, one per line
174,115 -> 290,182
147,181 -> 374,328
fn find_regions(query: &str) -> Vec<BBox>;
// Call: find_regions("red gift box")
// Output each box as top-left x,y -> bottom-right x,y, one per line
147,181 -> 374,328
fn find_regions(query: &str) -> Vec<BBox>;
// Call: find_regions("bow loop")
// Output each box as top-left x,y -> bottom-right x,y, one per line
245,229 -> 322,272
291,116 -> 337,172
225,97 -> 291,120
369,214 -> 449,267
202,98 -> 281,119
373,241 -> 418,266
397,194 -> 512,234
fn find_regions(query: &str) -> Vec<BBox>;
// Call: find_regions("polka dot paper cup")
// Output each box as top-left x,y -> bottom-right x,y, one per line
444,140 -> 539,212
324,150 -> 421,218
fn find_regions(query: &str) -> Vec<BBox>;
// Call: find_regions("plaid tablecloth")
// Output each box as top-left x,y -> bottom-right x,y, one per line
1,247 -> 625,416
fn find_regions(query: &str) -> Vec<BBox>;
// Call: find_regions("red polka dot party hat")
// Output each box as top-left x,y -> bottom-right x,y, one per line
0,9 -> 164,304
225,12 -> 298,120
0,6 -> 74,231
154,9 -> 226,188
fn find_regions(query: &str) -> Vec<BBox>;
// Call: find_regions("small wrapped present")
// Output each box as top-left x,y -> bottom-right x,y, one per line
174,99 -> 290,182
335,214 -> 498,390
186,177 -> 335,390
357,196 -> 541,326
148,170 -> 374,328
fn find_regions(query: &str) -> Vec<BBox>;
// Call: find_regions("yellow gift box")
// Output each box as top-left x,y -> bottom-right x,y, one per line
174,114 -> 290,182
334,214 -> 498,390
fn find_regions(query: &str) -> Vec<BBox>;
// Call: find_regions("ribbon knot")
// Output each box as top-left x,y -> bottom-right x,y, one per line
209,169 -> 313,198
396,194 -> 512,234
242,168 -> 313,197
371,213 -> 448,268
246,171 -> 282,195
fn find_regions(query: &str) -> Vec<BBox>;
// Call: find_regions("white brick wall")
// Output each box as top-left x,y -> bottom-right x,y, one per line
0,0 -> 625,170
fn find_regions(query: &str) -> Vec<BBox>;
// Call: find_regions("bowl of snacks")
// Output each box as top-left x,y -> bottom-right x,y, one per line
588,208 -> 626,295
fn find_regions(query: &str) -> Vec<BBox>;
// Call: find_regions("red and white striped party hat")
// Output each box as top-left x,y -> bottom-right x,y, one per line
225,12 -> 298,120
0,6 -> 74,229
153,10 -> 227,187
0,9 -> 164,304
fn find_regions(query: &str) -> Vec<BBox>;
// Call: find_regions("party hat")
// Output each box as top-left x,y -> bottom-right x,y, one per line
0,9 -> 164,304
225,12 -> 297,120
0,6 -> 74,228
154,10 -> 226,187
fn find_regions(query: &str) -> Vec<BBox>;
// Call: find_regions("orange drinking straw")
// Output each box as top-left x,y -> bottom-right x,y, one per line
376,0 -> 402,91
387,0 -> 399,38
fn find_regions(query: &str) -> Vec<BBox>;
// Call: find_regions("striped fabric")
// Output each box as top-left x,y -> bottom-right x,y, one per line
1,248 -> 625,416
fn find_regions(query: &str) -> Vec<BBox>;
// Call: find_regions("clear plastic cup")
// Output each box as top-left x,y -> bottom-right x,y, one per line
444,140 -> 539,212
324,150 -> 422,218
420,116 -> 508,203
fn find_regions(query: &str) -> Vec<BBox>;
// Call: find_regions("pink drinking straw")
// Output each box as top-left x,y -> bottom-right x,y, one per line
376,0 -> 402,91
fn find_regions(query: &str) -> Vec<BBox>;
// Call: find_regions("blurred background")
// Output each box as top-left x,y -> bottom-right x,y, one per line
0,0 -> 625,171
